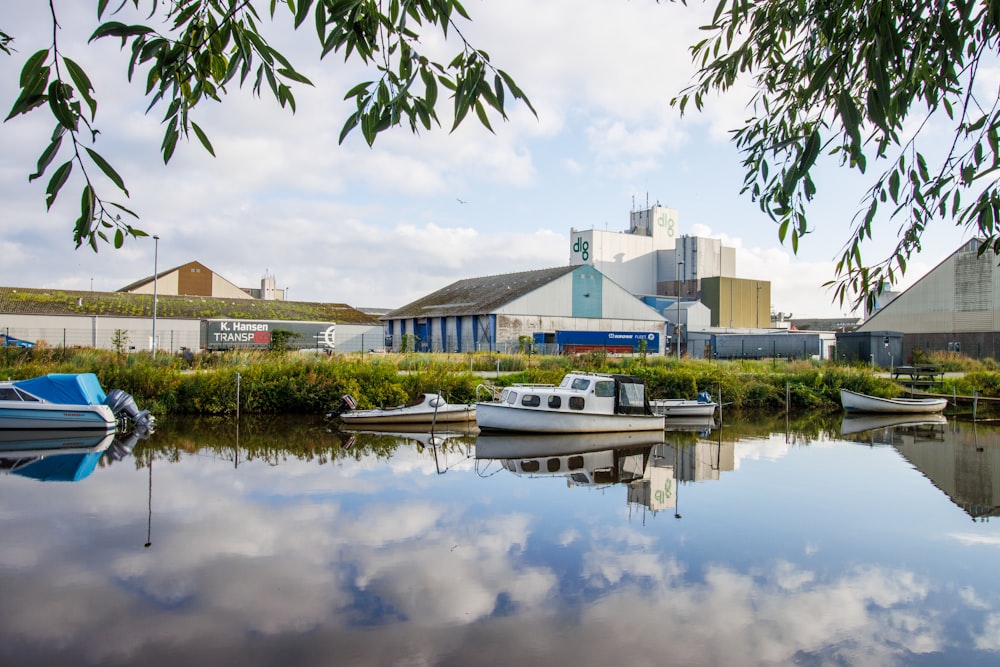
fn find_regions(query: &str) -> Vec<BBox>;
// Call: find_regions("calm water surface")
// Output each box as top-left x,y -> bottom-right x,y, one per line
1,413 -> 999,666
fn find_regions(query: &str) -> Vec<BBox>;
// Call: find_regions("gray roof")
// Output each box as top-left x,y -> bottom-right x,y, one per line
384,266 -> 578,319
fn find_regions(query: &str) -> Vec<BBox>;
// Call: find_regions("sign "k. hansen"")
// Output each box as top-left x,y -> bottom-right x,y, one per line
201,320 -> 337,351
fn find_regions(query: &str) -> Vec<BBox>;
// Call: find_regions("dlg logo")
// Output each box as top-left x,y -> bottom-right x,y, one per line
573,236 -> 590,261
656,214 -> 676,237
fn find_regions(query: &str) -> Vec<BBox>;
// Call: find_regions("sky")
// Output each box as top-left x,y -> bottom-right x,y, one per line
0,1 -> 980,318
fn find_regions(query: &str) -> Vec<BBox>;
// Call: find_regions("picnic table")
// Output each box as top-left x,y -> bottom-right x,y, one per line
892,365 -> 944,387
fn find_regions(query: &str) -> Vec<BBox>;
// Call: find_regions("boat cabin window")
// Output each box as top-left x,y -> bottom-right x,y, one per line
594,381 -> 615,397
0,387 -> 39,401
519,460 -> 540,473
546,458 -> 561,472
570,378 -> 591,391
506,391 -> 518,405
521,394 -> 541,407
567,456 -> 585,470
569,396 -> 585,410
547,396 -> 561,409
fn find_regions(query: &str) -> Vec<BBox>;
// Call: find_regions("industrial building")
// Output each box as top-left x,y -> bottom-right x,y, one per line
120,261 -> 289,301
700,276 -> 772,329
856,239 -> 1000,361
686,329 -> 837,360
381,265 -> 667,354
568,205 -> 738,297
568,204 -> 769,332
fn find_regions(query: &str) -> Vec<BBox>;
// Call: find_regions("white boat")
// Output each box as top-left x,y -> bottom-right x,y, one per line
650,391 -> 718,418
0,373 -> 155,433
330,393 -> 476,426
474,372 -> 665,433
840,388 -> 948,414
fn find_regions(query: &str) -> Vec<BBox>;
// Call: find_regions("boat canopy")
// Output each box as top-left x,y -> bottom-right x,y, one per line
12,373 -> 108,406
613,374 -> 653,416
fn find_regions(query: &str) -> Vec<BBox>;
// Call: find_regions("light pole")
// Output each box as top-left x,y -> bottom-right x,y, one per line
676,259 -> 684,360
151,235 -> 159,358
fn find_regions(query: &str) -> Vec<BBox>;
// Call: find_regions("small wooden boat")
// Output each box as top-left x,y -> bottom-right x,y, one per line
330,393 -> 475,426
650,391 -> 718,418
840,388 -> 947,414
474,372 -> 664,433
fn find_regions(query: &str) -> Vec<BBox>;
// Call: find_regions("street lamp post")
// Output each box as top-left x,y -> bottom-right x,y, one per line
151,235 -> 159,358
676,259 -> 684,360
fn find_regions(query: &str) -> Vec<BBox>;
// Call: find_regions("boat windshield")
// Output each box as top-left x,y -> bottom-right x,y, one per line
570,378 -> 591,391
0,387 -> 40,402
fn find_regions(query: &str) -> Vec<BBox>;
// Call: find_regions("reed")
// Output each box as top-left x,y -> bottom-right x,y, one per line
0,347 -> 993,416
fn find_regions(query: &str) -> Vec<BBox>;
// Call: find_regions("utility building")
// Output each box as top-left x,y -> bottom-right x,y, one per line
381,266 -> 666,354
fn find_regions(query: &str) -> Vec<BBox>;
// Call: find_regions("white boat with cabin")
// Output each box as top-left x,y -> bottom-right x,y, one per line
475,372 -> 665,433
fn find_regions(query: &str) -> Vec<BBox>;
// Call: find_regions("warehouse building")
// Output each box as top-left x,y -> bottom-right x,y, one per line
381,265 -> 667,354
857,239 -> 1000,361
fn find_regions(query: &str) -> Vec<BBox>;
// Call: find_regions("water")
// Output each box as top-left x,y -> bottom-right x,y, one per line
1,414 -> 999,666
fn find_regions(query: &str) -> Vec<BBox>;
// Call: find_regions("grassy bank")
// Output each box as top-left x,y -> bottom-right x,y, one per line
1,347 -> 995,417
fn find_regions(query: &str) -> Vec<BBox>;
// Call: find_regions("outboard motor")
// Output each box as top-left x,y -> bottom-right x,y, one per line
326,394 -> 357,419
105,388 -> 156,437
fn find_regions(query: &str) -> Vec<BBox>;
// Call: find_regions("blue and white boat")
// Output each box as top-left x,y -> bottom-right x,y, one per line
0,373 -> 155,433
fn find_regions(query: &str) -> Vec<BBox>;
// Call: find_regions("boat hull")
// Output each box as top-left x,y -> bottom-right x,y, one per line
337,393 -> 475,426
0,403 -> 117,430
650,400 -> 718,418
475,401 -> 664,433
339,407 -> 476,425
840,388 -> 948,414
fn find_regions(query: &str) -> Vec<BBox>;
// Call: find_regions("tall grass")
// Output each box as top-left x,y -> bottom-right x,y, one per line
0,347 -> 991,416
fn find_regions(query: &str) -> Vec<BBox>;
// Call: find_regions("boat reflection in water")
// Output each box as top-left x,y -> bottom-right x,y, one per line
840,414 -> 1000,521
339,425 -> 479,473
475,416 -> 727,516
0,428 -> 145,483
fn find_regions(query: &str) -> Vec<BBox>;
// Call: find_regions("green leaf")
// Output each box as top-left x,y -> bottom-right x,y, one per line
45,161 -> 73,210
84,147 -> 128,195
30,133 -> 64,182
62,57 -> 97,119
191,122 -> 216,156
